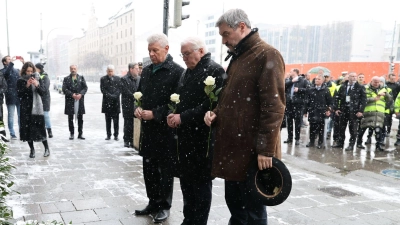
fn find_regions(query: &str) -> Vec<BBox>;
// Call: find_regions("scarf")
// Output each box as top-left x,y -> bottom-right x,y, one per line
22,73 -> 44,115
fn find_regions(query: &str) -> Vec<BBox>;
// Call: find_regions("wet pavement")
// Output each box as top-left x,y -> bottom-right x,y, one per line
4,82 -> 400,224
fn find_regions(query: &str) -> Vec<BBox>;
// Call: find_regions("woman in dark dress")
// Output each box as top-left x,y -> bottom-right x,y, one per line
17,62 -> 49,158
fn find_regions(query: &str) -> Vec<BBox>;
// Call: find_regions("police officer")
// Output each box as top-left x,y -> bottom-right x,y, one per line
284,68 -> 309,145
332,72 -> 366,150
356,76 -> 392,151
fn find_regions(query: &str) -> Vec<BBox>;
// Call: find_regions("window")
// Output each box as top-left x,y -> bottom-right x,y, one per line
120,44 -> 122,52
121,31 -> 123,39
130,13 -> 132,21
116,46 -> 118,53
130,41 -> 132,51
130,27 -> 132,35
116,32 -> 118,39
125,16 -> 127,23
116,20 -> 118,26
125,43 -> 127,52
125,29 -> 127,37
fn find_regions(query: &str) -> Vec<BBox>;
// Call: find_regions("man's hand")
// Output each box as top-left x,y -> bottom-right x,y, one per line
294,87 -> 299,92
335,110 -> 341,116
141,110 -> 154,120
204,111 -> 216,127
258,155 -> 273,170
167,114 -> 181,128
75,94 -> 82,100
356,112 -> 363,118
134,107 -> 143,120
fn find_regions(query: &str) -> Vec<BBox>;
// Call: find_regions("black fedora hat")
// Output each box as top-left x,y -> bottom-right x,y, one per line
246,157 -> 292,206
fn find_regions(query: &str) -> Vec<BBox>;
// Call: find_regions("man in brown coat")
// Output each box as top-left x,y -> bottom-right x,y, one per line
204,8 -> 285,225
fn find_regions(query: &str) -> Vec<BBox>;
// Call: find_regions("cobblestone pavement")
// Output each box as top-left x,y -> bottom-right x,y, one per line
4,82 -> 400,224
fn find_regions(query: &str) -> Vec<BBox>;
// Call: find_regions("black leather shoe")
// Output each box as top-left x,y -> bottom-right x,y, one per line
317,144 -> 323,149
295,140 -> 300,145
124,142 -> 129,147
332,144 -> 343,148
283,139 -> 293,144
356,144 -> 365,149
78,134 -> 85,140
129,143 -> 134,148
134,205 -> 158,215
105,136 -> 111,140
29,149 -> 35,158
395,139 -> 400,146
43,149 -> 50,157
47,128 -> 53,138
69,134 -> 74,140
306,142 -> 314,147
376,145 -> 384,151
114,136 -> 119,141
345,145 -> 354,151
154,209 -> 170,223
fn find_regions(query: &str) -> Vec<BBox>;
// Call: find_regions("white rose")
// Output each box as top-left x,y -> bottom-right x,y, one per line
133,92 -> 143,100
170,93 -> 180,103
204,76 -> 216,86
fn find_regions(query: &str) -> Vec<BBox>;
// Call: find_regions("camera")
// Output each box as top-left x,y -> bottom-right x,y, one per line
30,74 -> 35,79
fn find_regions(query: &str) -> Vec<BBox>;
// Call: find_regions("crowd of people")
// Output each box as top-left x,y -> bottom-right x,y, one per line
0,8 -> 286,225
283,69 -> 400,151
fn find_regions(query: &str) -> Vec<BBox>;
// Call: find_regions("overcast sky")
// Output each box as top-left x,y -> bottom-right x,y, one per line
1,0 -> 399,61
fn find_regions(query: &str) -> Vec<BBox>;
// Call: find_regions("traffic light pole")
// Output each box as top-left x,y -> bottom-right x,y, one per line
163,0 -> 169,36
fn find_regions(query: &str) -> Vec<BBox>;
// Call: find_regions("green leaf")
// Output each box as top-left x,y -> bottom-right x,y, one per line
209,92 -> 215,99
168,104 -> 174,111
215,87 -> 222,96
213,97 -> 218,102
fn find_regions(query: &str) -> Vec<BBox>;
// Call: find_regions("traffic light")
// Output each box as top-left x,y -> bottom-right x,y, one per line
174,0 -> 190,28
391,63 -> 395,72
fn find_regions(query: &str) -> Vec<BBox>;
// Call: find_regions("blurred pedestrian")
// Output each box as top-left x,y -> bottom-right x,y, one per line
204,9 -> 285,225
35,63 -> 52,138
133,33 -> 184,223
100,65 -> 121,141
62,65 -> 88,140
17,62 -> 49,158
121,63 -> 140,147
0,70 -> 8,142
0,56 -> 21,140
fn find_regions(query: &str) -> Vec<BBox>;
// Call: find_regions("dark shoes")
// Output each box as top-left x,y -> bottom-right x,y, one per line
295,140 -> 300,145
124,142 -> 130,147
114,136 -> 119,141
395,139 -> 400,146
332,143 -> 343,148
376,145 -> 384,151
105,136 -> 111,140
43,149 -> 50,157
77,134 -> 85,140
134,205 -> 158,215
284,139 -> 293,144
29,149 -> 35,158
317,143 -> 323,149
345,145 -> 354,151
306,142 -> 314,147
69,134 -> 74,140
154,209 -> 170,223
356,144 -> 365,149
129,143 -> 134,148
47,128 -> 53,138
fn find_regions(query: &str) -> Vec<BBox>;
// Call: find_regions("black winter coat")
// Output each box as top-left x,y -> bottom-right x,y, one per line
171,53 -> 225,181
100,75 -> 121,114
62,74 -> 88,115
0,72 -> 7,105
39,72 -> 51,111
306,84 -> 333,123
137,54 -> 184,157
1,62 -> 20,105
285,76 -> 309,105
334,81 -> 367,114
121,74 -> 140,118
17,75 -> 47,142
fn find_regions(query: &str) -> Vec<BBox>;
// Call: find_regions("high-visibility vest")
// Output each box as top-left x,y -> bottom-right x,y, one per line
327,82 -> 337,97
364,85 -> 387,113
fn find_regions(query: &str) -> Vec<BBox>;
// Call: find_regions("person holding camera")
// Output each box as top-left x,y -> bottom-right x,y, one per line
16,62 -> 50,158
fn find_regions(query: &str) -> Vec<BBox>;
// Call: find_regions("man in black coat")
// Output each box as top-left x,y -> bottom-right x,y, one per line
100,65 -> 121,140
332,72 -> 367,150
305,74 -> 332,149
385,73 -> 400,138
284,68 -> 309,145
0,71 -> 8,142
62,65 -> 88,140
167,37 -> 224,225
121,63 -> 140,147
134,33 -> 184,223
35,63 -> 53,138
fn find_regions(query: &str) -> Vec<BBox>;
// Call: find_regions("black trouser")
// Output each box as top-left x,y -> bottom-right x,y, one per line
68,114 -> 83,135
123,117 -> 133,142
368,114 -> 391,143
180,178 -> 212,225
143,156 -> 173,210
225,180 -> 267,225
309,121 -> 324,144
0,105 -> 6,137
338,108 -> 359,146
332,114 -> 341,142
358,127 -> 382,147
386,113 -> 392,134
105,113 -> 119,137
286,103 -> 303,140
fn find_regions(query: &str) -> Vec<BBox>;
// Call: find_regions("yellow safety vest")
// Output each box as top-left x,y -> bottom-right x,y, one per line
364,85 -> 387,113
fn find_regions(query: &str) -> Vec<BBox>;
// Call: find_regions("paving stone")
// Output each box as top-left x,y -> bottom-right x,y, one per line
85,220 -> 123,225
307,217 -> 364,225
80,189 -> 114,199
358,213 -> 398,225
54,201 -> 76,212
24,213 -> 63,223
347,202 -> 382,214
94,207 -> 132,220
319,205 -> 360,217
368,201 -> 400,211
39,203 -> 59,213
296,207 -> 338,221
103,196 -> 136,207
269,210 -> 316,225
61,209 -> 99,224
285,197 -> 320,208
72,198 -> 108,210
308,195 -> 345,205
52,191 -> 85,201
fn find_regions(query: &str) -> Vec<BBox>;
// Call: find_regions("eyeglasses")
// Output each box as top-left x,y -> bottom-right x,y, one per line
180,49 -> 198,58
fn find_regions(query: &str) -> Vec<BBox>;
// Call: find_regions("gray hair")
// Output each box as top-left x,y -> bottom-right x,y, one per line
128,63 -> 138,69
181,36 -> 208,53
216,9 -> 251,29
147,33 -> 169,47
379,76 -> 386,85
107,65 -> 115,70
